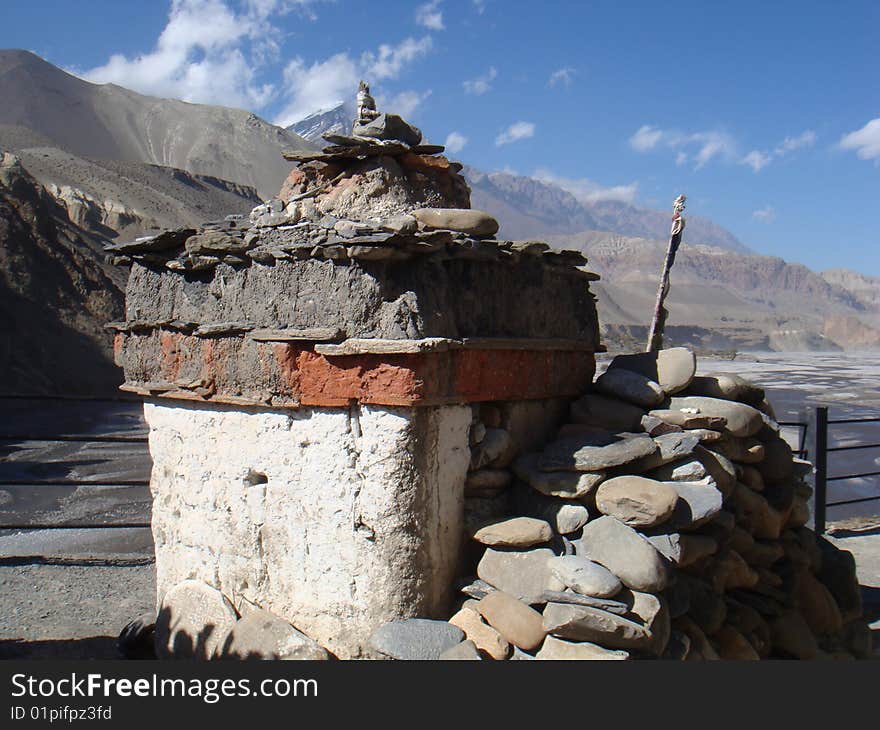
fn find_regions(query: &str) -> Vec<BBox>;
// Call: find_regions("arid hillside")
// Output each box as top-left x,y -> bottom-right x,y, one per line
0,152 -> 123,394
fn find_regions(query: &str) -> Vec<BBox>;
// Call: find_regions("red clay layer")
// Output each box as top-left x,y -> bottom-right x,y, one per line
118,332 -> 596,408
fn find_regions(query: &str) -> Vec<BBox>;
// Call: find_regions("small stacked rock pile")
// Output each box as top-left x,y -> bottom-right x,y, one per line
104,106 -> 590,278
368,347 -> 872,660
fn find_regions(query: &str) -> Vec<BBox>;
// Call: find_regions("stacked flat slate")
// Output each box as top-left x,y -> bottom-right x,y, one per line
369,347 -> 872,660
108,116 -> 601,408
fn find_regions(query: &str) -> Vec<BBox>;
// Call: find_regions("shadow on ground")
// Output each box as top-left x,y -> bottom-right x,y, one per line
0,636 -> 120,659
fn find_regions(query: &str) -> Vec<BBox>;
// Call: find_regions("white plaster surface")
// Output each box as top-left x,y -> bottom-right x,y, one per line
144,400 -> 472,658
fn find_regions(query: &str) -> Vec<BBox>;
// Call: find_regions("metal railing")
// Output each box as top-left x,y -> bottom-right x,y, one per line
0,394 -> 151,532
782,406 -> 880,534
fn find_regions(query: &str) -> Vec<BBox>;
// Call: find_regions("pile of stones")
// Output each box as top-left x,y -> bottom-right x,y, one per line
120,580 -> 331,660
104,120 -> 590,278
368,347 -> 872,660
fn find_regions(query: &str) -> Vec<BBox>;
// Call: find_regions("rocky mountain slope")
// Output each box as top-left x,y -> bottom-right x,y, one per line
0,152 -> 123,394
465,168 -> 751,253
546,231 -> 877,352
0,49 -> 313,199
821,269 -> 880,314
288,102 -> 357,144
0,124 -> 261,242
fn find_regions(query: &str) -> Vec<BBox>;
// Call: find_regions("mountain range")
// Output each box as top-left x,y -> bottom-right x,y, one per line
0,49 -> 312,200
0,50 -> 877,390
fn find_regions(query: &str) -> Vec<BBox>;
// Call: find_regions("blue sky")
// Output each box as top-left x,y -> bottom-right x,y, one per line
2,0 -> 879,274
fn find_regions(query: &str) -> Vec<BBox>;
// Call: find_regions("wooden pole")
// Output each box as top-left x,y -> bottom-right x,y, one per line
646,194 -> 687,352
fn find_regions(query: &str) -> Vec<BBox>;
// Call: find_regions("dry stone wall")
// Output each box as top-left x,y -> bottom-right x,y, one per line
366,347 -> 871,660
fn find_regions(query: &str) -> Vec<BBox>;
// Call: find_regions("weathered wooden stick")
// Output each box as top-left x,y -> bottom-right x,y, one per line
646,194 -> 687,352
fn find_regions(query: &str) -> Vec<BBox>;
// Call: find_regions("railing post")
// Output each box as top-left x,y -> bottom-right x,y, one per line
813,406 -> 828,535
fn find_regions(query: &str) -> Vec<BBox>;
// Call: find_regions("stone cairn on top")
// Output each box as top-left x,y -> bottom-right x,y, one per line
105,80 -> 582,277
368,348 -> 871,660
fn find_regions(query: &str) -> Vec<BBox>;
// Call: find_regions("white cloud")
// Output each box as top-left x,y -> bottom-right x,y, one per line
473,0 -> 487,14
752,206 -> 776,223
362,36 -> 433,81
775,130 -> 817,155
629,125 -> 663,151
739,129 -> 816,172
742,149 -> 772,172
840,118 -> 880,161
548,67 -> 576,88
630,125 -> 738,168
444,131 -> 467,154
277,36 -> 433,125
383,89 -> 432,117
495,121 -> 535,146
688,131 -> 737,168
463,66 -> 497,95
80,0 -> 321,109
534,169 -> 639,204
415,0 -> 444,30
277,53 -> 359,126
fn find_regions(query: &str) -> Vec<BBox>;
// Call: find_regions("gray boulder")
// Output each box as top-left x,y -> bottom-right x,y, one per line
668,396 -> 764,438
215,608 -> 329,660
477,546 -> 556,604
546,555 -> 622,598
539,432 -> 657,472
369,619 -> 464,660
606,347 -> 696,395
574,516 -> 671,592
595,368 -> 665,407
352,112 -> 423,146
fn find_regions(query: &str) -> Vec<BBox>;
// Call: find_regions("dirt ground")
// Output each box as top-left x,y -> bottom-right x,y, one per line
0,563 -> 155,659
0,535 -> 877,659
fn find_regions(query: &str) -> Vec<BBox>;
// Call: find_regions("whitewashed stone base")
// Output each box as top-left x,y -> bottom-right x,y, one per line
144,400 -> 472,658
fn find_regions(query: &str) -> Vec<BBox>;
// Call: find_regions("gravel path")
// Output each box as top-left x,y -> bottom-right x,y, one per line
0,563 -> 155,659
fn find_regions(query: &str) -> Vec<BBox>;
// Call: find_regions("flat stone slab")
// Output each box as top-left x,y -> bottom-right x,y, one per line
249,327 -> 344,342
668,396 -> 764,438
369,619 -> 464,660
477,546 -> 556,604
540,590 -> 630,614
648,409 -> 727,430
536,635 -> 630,660
539,432 -> 657,472
512,452 -> 604,498
542,602 -> 653,650
595,368 -> 665,407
